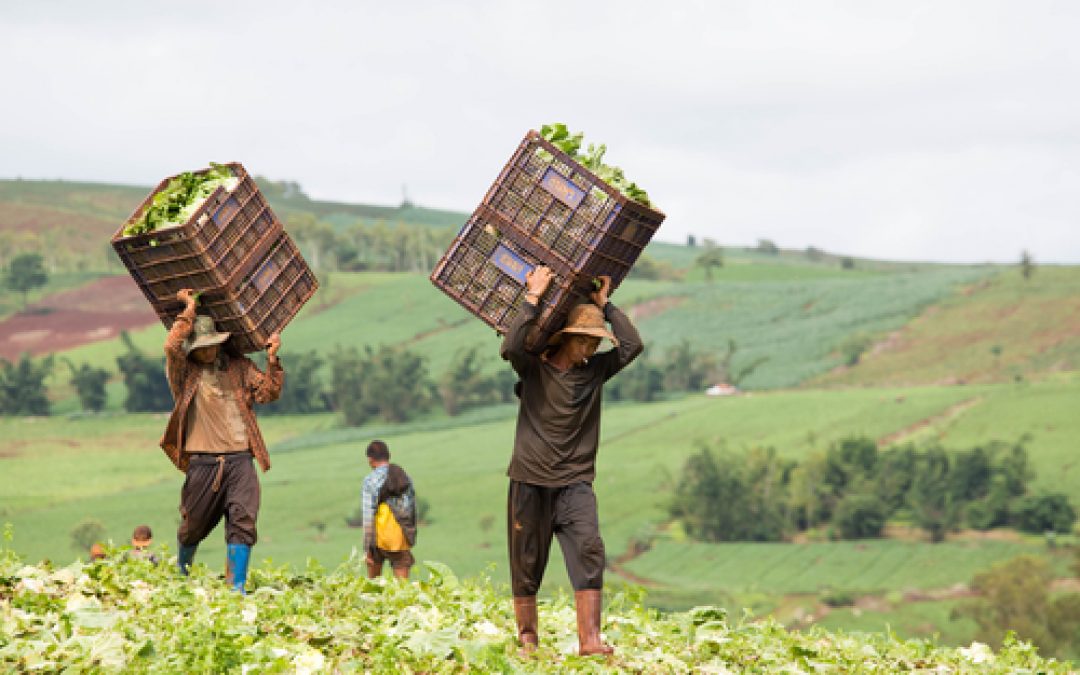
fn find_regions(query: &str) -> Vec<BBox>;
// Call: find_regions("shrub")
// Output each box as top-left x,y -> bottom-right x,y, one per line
1012,494 -> 1077,534
832,493 -> 888,539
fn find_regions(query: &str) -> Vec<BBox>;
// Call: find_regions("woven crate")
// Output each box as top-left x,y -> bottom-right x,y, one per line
111,162 -> 282,307
431,129 -> 664,348
154,234 -> 318,353
480,130 -> 665,287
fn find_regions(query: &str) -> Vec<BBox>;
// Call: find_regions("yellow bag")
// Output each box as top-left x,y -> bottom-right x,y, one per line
375,503 -> 409,551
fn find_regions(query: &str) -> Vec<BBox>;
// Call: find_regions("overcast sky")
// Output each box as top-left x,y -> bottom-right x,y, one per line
2,1 -> 1078,263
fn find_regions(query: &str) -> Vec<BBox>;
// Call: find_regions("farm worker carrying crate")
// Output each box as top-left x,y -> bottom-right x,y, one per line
500,266 -> 643,656
159,288 -> 284,593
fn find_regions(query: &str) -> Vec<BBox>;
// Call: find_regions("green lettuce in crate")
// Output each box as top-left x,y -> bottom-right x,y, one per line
123,163 -> 238,236
539,123 -> 652,207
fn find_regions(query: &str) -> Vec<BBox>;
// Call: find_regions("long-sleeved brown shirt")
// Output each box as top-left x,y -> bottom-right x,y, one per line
500,301 -> 643,487
160,305 -> 284,473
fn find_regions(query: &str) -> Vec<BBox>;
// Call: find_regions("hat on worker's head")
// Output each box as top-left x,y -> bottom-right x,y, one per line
548,303 -> 618,348
182,315 -> 230,356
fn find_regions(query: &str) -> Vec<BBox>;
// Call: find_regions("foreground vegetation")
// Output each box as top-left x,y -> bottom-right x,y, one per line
0,541 -> 1066,673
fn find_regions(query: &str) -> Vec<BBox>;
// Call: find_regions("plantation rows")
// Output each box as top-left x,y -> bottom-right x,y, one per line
626,538 -> 1043,595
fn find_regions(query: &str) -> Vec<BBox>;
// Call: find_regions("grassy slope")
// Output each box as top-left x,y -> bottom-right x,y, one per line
810,266 -> 1080,387
0,178 -> 466,240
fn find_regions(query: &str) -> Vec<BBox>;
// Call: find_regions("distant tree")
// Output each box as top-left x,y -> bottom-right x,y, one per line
70,518 -> 107,553
5,253 -> 48,309
787,453 -> 831,529
805,246 -> 825,262
907,446 -> 958,543
1020,250 -> 1034,280
823,436 -> 878,496
629,254 -> 682,281
694,241 -> 724,281
840,256 -> 855,270
260,350 -> 329,414
116,331 -> 173,412
686,234 -> 697,248
662,339 -> 718,392
1011,493 -> 1076,534
669,446 -> 789,542
0,353 -> 54,416
65,359 -> 109,413
608,348 -> 664,402
832,493 -> 888,539
330,344 -> 433,426
875,444 -> 916,512
438,346 -> 500,416
756,239 -> 779,255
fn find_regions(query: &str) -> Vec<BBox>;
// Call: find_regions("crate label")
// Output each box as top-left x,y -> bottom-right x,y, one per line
251,257 -> 280,293
540,168 -> 585,208
212,197 -> 240,226
491,244 -> 532,283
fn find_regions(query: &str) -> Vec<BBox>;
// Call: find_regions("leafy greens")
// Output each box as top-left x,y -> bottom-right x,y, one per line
123,163 -> 238,237
540,123 -> 652,207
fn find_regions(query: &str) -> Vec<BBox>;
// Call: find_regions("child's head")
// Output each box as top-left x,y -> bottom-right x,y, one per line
131,524 -> 153,549
89,543 -> 106,560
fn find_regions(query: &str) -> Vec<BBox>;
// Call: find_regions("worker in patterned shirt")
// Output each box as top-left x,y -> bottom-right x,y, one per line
361,440 -> 417,579
500,266 -> 643,656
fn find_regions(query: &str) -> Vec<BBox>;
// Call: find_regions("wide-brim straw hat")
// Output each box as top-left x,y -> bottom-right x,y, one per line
548,303 -> 619,347
182,315 -> 231,355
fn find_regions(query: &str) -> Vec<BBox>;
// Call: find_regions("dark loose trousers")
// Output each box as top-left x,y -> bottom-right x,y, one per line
508,480 -> 605,597
178,452 -> 260,547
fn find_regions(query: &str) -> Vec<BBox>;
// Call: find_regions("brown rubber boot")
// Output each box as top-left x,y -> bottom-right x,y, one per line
575,589 -> 614,656
513,595 -> 539,653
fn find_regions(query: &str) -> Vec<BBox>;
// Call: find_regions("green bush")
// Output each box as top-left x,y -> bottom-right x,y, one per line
1012,493 -> 1077,534
832,493 -> 888,539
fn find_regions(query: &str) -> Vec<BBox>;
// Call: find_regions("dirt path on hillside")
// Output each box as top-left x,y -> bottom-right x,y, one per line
876,396 -> 983,447
628,295 -> 687,322
0,276 -> 158,359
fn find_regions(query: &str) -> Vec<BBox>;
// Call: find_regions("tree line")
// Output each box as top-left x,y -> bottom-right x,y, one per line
668,436 -> 1076,544
2,331 -> 736,421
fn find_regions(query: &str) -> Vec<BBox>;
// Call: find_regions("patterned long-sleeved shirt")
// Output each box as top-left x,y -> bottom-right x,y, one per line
361,464 -> 389,552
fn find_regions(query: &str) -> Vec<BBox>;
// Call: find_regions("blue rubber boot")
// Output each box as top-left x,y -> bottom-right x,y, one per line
178,542 -> 198,576
226,544 -> 252,594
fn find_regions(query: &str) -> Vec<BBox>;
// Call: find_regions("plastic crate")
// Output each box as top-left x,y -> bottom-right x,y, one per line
479,130 -> 665,287
111,162 -> 282,307
431,207 -> 592,350
431,129 -> 665,348
154,234 -> 318,353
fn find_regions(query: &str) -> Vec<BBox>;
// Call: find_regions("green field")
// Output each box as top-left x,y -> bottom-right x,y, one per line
3,375 -> 1078,647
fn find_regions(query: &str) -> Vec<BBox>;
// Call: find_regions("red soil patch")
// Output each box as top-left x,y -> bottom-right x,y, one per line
0,276 -> 159,360
629,295 -> 687,322
0,203 -> 115,236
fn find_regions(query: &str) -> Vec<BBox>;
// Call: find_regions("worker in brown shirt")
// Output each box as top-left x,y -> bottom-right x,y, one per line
161,288 -> 283,593
500,266 -> 643,656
